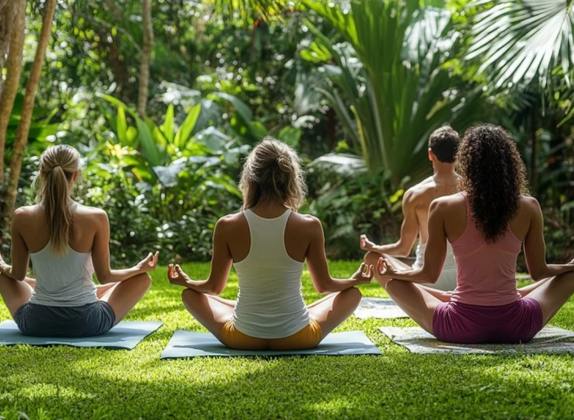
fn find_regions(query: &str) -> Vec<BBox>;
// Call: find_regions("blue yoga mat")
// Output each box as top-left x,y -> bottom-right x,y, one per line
0,320 -> 162,350
161,330 -> 381,359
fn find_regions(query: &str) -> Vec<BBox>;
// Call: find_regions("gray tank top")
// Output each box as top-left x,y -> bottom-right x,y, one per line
29,244 -> 97,307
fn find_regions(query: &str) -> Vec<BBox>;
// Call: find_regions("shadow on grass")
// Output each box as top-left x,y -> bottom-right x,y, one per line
2,345 -> 574,418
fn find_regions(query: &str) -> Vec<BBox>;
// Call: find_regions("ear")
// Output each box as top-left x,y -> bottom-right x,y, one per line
71,170 -> 80,183
428,148 -> 434,162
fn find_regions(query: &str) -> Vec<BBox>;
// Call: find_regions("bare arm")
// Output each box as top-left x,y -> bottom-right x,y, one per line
360,190 -> 419,257
524,199 -> 574,280
375,200 -> 447,284
307,218 -> 372,293
167,218 -> 232,294
0,211 -> 30,281
92,211 -> 158,283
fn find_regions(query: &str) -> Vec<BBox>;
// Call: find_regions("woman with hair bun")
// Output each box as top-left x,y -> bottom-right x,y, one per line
0,145 -> 157,337
168,138 -> 372,350
372,124 -> 574,344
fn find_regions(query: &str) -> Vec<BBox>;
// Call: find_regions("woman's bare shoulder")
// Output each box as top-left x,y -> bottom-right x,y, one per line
289,212 -> 322,238
429,192 -> 465,214
74,203 -> 105,217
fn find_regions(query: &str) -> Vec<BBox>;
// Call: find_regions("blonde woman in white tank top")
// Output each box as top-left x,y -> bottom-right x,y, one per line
0,145 -> 158,337
168,139 -> 373,350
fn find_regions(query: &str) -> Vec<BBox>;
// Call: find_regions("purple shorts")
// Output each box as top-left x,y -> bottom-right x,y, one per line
432,298 -> 543,344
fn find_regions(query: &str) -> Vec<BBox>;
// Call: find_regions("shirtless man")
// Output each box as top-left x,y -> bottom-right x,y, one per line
360,126 -> 460,291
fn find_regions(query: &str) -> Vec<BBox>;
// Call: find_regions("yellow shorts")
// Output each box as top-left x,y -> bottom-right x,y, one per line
220,319 -> 322,351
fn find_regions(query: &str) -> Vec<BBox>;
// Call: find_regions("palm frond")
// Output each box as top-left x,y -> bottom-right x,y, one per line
467,0 -> 574,88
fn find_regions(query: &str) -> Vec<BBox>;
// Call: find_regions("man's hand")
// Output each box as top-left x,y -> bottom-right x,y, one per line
167,264 -> 191,287
360,234 -> 377,252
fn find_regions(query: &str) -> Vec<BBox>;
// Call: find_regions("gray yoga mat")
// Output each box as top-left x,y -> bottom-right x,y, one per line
161,330 -> 381,359
380,326 -> 574,355
355,297 -> 408,319
0,320 -> 162,350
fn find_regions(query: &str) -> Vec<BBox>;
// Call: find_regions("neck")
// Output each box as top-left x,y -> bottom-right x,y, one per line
432,161 -> 457,181
250,199 -> 288,217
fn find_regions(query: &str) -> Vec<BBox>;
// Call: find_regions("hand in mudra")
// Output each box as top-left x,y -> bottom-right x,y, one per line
167,264 -> 191,287
376,256 -> 398,279
359,234 -> 376,252
137,251 -> 159,273
352,262 -> 374,285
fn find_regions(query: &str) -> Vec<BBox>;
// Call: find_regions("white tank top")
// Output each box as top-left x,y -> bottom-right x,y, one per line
233,209 -> 309,339
29,244 -> 97,307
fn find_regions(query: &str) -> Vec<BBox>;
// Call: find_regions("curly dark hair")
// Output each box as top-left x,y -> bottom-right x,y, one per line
457,124 -> 528,242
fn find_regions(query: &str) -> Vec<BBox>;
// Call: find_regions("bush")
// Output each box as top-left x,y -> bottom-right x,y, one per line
305,153 -> 403,259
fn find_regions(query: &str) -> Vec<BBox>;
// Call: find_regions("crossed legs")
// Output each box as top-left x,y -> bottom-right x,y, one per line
365,251 -> 574,334
181,287 -> 362,348
0,274 -> 34,317
0,273 -> 150,325
97,274 -> 152,323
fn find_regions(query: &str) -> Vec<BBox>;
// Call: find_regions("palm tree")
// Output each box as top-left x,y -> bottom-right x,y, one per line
466,0 -> 574,189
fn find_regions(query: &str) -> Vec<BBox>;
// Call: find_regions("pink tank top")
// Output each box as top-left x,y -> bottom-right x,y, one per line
450,194 -> 522,306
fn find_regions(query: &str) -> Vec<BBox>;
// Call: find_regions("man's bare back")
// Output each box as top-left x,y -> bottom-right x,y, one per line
408,175 -> 459,244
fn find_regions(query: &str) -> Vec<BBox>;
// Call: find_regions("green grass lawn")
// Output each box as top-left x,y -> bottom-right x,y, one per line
2,261 -> 574,419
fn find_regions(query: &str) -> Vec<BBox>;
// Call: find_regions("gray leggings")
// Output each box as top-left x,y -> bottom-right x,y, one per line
14,301 -> 116,338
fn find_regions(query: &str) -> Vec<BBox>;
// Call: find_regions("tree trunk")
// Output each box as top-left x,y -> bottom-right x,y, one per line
137,0 -> 153,117
0,0 -> 26,185
2,0 -> 56,232
0,0 -> 15,75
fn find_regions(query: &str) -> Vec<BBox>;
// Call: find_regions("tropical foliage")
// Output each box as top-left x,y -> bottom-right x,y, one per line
302,0 -> 483,186
0,0 -> 572,263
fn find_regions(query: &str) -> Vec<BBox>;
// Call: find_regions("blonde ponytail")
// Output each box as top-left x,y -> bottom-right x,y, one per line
36,145 -> 80,254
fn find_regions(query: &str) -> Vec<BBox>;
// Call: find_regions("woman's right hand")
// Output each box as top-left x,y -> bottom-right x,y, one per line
351,262 -> 374,285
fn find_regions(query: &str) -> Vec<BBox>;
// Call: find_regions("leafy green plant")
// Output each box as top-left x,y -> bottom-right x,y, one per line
302,0 -> 483,187
305,153 -> 403,259
467,0 -> 574,91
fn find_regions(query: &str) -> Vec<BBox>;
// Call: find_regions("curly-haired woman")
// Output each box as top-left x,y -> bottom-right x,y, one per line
168,138 -> 373,350
366,124 -> 574,344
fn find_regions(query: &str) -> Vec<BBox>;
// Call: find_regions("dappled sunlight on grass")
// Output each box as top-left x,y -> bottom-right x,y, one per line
1,262 -> 573,418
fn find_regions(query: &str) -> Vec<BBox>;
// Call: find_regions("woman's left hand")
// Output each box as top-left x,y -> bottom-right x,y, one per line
136,251 -> 159,273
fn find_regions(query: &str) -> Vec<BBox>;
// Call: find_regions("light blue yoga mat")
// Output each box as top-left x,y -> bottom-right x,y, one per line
161,330 -> 381,359
0,320 -> 162,350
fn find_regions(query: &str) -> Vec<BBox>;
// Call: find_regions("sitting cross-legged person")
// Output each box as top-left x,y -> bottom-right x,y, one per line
369,125 -> 574,344
167,138 -> 373,350
361,125 -> 461,292
0,145 -> 157,337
